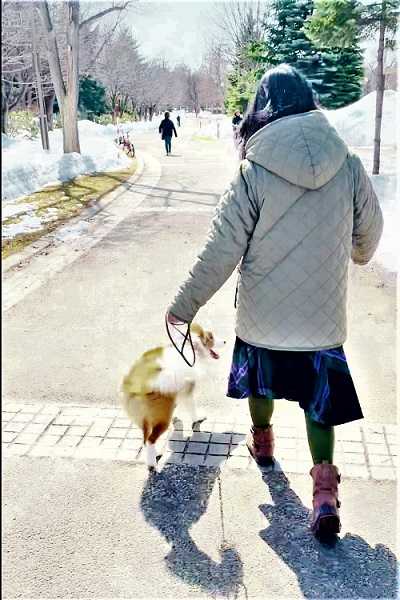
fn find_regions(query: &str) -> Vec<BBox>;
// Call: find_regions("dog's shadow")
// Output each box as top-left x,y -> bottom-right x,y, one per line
260,471 -> 398,599
140,431 -> 244,598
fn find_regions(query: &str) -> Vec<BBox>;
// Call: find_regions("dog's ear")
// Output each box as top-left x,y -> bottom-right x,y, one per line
190,323 -> 204,339
204,331 -> 215,348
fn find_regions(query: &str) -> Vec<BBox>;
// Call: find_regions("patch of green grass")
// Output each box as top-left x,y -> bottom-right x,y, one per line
2,159 -> 137,259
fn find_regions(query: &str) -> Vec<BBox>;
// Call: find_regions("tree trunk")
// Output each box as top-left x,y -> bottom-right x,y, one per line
1,82 -> 10,134
32,48 -> 50,150
45,91 -> 55,130
26,87 -> 33,109
63,0 -> 80,153
37,2 -> 67,118
373,14 -> 386,175
1,101 -> 8,134
63,92 -> 80,152
37,1 -> 80,153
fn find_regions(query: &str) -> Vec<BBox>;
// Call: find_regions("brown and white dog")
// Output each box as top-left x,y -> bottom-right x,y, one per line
121,323 -> 225,470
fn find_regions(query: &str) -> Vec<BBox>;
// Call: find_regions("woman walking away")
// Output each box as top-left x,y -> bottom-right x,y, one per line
166,64 -> 383,539
159,111 -> 178,155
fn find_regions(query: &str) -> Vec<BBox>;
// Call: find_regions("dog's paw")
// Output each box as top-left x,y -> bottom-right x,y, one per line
172,416 -> 184,430
192,416 -> 207,431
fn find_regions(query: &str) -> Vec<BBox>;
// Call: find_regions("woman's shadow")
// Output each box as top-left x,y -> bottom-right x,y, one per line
140,423 -> 244,598
260,470 -> 397,599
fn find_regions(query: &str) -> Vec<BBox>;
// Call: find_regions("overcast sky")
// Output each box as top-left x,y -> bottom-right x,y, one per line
126,1 -> 223,68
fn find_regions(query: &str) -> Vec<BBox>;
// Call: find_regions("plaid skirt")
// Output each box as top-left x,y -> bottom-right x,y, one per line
227,337 -> 363,426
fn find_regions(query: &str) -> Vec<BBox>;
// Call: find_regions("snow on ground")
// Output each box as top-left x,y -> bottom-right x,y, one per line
3,214 -> 48,239
194,91 -> 399,148
324,90 -> 398,147
1,119 -> 157,204
325,92 -> 398,273
371,176 -> 398,274
194,114 -> 233,140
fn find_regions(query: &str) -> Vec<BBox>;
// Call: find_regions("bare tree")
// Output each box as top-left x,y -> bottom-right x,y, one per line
199,42 -> 229,110
213,1 -> 267,59
364,47 -> 397,93
36,0 -> 130,153
186,71 -> 201,116
96,26 -> 144,120
1,2 -> 38,133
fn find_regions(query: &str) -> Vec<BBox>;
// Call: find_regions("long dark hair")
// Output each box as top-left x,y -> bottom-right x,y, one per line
238,64 -> 318,158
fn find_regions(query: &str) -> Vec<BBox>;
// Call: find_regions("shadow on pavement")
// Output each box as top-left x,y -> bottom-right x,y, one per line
259,471 -> 397,599
140,462 -> 244,598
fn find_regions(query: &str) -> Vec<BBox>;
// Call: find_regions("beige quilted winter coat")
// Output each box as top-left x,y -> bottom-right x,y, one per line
168,110 -> 383,351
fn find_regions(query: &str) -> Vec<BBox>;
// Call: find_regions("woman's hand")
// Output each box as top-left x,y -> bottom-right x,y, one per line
166,311 -> 186,326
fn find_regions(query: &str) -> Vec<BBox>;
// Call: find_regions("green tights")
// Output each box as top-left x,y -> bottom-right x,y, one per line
248,395 -> 334,464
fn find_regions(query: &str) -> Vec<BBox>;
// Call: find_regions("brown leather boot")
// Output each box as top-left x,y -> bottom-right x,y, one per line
246,425 -> 275,466
310,464 -> 341,537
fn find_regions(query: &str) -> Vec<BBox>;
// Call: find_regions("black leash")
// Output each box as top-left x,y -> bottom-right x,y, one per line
165,315 -> 196,367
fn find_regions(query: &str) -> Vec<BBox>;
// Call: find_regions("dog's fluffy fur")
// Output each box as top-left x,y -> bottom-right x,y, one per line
121,323 -> 223,470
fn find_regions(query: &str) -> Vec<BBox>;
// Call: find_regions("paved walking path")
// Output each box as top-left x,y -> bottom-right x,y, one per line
2,401 -> 397,480
2,118 -> 398,599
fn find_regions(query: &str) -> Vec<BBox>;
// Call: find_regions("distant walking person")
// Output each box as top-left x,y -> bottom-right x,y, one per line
159,112 -> 177,156
232,110 -> 242,127
177,115 -> 181,127
232,110 -> 243,148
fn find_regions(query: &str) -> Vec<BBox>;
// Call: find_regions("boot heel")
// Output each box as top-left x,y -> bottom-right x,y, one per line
312,503 -> 341,536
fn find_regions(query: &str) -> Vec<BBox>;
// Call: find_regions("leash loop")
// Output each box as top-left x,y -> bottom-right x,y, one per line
165,315 -> 196,367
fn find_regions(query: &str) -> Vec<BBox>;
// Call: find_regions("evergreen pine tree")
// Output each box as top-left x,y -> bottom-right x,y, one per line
259,0 -> 363,109
79,76 -> 107,117
225,46 -> 259,114
263,0 -> 324,89
317,48 -> 364,109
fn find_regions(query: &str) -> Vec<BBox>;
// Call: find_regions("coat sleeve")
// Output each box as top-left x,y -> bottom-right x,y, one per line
350,154 -> 383,265
173,124 -> 178,137
158,120 -> 163,134
168,161 -> 259,322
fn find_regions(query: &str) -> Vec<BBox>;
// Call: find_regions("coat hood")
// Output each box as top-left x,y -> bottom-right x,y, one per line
245,110 -> 348,190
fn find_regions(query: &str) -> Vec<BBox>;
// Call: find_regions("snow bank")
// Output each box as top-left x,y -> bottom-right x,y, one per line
371,175 -> 398,273
324,90 -> 398,147
194,91 -> 399,148
104,119 -> 158,136
1,119 -> 158,203
194,115 -> 233,141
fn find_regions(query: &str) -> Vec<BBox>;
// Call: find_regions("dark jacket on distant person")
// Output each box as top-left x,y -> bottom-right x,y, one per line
159,118 -> 177,139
